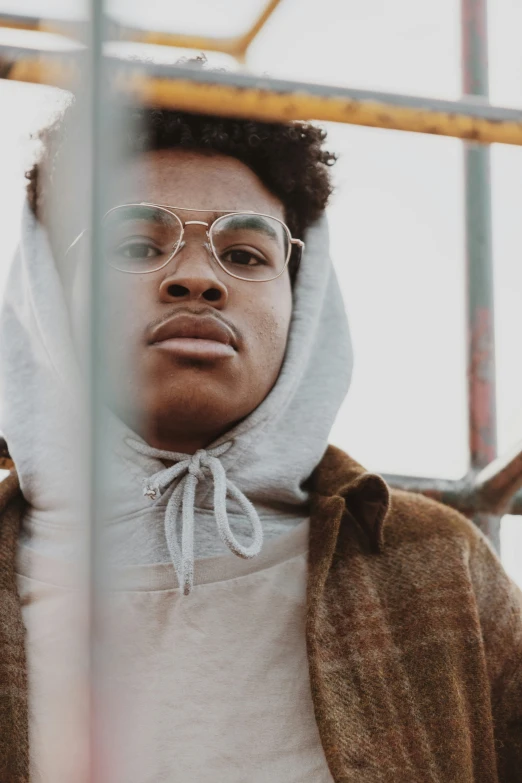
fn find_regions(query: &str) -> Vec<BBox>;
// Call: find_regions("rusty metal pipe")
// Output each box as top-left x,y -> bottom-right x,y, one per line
3,55 -> 522,146
381,474 -> 474,513
461,0 -> 501,550
473,441 -> 522,514
381,470 -> 522,517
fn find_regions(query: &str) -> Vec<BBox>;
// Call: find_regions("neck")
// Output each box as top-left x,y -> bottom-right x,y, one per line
113,406 -> 239,455
142,423 -> 226,456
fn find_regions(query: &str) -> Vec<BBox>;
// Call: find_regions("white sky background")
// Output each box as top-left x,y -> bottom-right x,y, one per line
0,0 -> 521,586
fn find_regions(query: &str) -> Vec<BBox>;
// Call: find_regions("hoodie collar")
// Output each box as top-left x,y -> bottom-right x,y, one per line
0,443 -> 391,561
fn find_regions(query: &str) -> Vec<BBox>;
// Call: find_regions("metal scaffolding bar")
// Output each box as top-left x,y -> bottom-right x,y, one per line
0,1 -> 283,60
2,53 -> 522,146
474,441 -> 522,514
461,0 -> 500,550
85,1 -> 111,779
383,471 -> 522,516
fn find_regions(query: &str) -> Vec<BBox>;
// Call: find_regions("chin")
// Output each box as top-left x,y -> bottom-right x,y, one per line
146,387 -> 241,439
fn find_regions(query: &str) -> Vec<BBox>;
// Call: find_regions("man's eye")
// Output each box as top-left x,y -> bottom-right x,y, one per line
223,249 -> 266,267
118,242 -> 159,259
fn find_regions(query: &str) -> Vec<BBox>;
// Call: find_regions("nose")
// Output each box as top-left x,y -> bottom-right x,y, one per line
158,240 -> 229,307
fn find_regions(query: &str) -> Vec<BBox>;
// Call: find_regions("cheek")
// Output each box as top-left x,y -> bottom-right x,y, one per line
244,279 -> 292,377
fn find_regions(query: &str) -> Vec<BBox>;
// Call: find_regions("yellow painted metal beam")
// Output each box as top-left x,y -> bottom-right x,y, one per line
6,59 -> 77,87
0,17 -> 41,32
127,76 -> 522,146
0,14 -> 240,55
0,0 -> 283,60
234,0 -> 282,56
4,57 -> 522,147
121,0 -> 282,59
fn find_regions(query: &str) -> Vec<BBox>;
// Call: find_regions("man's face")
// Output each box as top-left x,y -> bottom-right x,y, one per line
96,148 -> 293,453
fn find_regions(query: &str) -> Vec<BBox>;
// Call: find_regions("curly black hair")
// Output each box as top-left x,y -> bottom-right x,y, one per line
26,65 -> 337,280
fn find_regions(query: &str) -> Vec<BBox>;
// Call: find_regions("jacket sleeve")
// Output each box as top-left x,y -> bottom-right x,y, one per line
469,528 -> 522,782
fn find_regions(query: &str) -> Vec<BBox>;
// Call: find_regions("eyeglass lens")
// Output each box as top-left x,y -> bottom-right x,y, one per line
102,205 -> 290,280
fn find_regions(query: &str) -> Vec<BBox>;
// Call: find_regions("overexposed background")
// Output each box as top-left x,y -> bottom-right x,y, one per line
0,0 -> 521,585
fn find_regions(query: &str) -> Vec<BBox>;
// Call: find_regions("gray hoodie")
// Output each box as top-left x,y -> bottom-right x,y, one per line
0,199 -> 353,594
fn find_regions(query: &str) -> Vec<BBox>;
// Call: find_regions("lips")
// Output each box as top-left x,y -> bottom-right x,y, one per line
149,313 -> 238,350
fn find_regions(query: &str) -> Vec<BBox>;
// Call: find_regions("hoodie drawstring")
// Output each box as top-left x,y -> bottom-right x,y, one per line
126,439 -> 263,595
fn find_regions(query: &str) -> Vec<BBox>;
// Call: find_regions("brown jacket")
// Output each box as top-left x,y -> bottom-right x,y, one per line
1,445 -> 521,782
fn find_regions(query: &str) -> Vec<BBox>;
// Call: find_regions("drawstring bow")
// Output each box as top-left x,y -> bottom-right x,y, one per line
126,439 -> 263,595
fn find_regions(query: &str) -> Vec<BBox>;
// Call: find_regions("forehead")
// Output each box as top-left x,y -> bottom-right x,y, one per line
110,148 -> 285,221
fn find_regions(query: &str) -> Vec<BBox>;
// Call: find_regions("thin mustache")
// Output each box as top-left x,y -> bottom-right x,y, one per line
147,307 -> 241,344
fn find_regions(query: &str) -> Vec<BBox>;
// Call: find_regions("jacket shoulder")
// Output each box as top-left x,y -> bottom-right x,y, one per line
383,486 -> 482,552
314,446 -> 483,555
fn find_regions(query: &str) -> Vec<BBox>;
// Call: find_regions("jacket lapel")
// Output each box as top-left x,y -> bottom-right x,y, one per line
305,446 -> 496,783
306,445 -> 413,782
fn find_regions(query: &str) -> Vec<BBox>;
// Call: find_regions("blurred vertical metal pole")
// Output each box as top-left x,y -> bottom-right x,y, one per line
462,0 -> 500,551
87,0 -> 109,780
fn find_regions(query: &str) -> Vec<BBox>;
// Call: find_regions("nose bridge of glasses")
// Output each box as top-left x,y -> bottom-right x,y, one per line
179,219 -> 211,246
169,232 -> 217,276
176,218 -> 213,260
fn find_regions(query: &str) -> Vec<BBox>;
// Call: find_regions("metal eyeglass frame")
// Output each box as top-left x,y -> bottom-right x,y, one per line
66,202 -> 305,283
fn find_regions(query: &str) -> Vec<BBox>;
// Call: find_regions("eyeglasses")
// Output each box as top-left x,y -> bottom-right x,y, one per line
67,203 -> 305,283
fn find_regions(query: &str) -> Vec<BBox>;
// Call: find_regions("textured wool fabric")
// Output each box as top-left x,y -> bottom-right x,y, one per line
0,473 -> 28,781
2,445 -> 522,782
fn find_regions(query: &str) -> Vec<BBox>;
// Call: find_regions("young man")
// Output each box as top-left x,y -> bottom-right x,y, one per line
0,98 -> 521,782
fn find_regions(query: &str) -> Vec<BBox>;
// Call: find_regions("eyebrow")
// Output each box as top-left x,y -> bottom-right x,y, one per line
115,206 -> 177,228
116,205 -> 166,220
219,214 -> 280,241
117,205 -> 282,241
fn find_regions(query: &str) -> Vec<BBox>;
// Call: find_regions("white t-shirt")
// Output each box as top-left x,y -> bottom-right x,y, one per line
16,519 -> 334,783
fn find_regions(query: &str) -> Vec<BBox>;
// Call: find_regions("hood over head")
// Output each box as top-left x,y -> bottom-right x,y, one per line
0,199 -> 353,594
